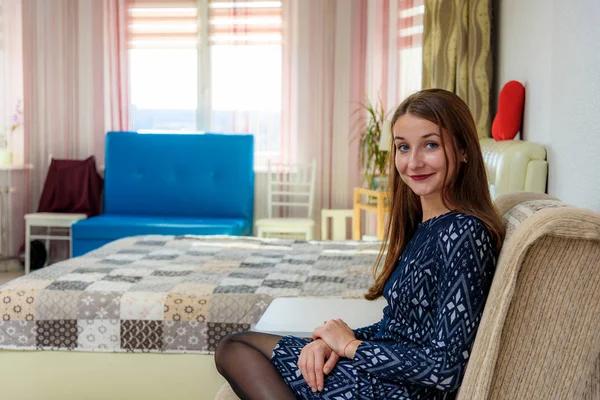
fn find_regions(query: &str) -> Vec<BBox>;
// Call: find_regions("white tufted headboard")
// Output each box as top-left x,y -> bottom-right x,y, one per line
479,138 -> 548,199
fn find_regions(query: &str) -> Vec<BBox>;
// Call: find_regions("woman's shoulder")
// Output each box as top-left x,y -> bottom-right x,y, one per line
427,212 -> 492,242
431,212 -> 495,260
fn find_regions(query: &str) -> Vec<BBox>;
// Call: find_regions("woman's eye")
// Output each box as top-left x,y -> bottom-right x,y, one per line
396,144 -> 409,152
425,142 -> 439,149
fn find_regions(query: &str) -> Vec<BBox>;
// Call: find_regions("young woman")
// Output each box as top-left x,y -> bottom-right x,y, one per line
214,89 -> 505,399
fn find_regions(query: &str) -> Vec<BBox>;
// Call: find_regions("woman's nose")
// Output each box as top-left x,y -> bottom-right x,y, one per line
408,150 -> 424,169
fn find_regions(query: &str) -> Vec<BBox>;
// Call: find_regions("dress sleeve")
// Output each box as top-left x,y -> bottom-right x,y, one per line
352,320 -> 382,340
350,218 -> 497,392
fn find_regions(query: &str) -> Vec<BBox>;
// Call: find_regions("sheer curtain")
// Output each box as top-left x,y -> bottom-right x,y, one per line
0,0 -> 25,258
0,0 -> 24,165
279,0 -> 423,238
362,0 -> 423,238
279,0 -> 367,235
104,0 -> 130,136
366,0 -> 424,116
22,0 -> 128,212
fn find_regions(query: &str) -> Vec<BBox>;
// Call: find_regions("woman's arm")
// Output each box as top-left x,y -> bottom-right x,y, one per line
349,218 -> 497,392
352,320 -> 382,340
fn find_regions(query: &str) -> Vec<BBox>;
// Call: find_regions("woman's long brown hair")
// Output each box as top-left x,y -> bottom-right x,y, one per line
365,89 -> 506,300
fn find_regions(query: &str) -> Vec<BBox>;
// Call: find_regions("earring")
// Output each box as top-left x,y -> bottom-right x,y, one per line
462,157 -> 467,163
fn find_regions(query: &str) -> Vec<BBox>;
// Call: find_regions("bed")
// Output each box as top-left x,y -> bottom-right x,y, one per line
0,235 -> 380,400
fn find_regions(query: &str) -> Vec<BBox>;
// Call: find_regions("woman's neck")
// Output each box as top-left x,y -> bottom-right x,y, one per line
420,195 -> 452,222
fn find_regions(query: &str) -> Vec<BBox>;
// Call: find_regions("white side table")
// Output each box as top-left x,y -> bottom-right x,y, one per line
24,213 -> 87,274
254,297 -> 387,337
0,164 -> 33,270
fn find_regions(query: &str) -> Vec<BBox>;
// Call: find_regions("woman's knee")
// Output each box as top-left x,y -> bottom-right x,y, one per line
214,333 -> 234,372
214,332 -> 249,373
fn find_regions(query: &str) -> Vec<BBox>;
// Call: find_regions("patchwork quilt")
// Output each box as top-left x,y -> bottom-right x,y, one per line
0,235 -> 380,354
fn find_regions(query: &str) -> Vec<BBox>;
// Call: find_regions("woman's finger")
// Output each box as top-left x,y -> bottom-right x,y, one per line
324,351 -> 339,374
306,348 -> 316,392
298,348 -> 308,389
314,347 -> 325,391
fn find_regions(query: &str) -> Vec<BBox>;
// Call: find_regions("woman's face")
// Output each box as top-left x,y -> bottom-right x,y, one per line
393,113 -> 458,202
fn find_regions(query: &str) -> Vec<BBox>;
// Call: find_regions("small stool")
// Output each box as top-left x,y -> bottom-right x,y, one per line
321,209 -> 353,240
24,213 -> 87,274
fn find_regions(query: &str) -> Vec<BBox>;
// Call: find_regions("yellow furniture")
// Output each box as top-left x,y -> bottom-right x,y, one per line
352,187 -> 390,240
479,138 -> 548,199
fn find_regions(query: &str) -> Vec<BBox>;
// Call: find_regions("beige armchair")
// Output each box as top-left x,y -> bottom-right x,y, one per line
480,138 -> 548,199
458,192 -> 600,399
216,192 -> 600,399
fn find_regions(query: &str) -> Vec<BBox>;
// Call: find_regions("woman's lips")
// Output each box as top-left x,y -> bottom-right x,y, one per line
410,173 -> 434,181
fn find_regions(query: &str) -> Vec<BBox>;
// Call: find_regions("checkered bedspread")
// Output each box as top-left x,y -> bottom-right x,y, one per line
0,235 -> 380,354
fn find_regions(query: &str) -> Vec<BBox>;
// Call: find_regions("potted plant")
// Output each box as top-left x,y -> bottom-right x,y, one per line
353,97 -> 391,191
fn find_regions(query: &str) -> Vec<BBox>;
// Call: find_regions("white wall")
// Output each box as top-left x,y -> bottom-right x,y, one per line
495,0 -> 600,211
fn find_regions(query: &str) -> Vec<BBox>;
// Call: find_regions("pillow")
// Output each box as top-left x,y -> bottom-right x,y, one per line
492,80 -> 525,141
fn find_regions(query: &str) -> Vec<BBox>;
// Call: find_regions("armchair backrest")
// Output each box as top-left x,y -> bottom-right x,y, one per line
458,192 -> 600,399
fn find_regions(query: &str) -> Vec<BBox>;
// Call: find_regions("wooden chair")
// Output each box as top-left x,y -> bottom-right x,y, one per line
255,159 -> 316,240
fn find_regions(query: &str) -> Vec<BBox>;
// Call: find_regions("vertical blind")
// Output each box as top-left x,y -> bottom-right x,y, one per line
398,0 -> 424,48
128,0 -> 282,48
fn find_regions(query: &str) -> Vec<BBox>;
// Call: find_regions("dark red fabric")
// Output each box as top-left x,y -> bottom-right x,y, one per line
492,80 -> 526,141
37,156 -> 104,217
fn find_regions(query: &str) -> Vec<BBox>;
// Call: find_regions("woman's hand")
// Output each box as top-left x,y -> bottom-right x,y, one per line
297,338 -> 339,393
312,319 -> 357,357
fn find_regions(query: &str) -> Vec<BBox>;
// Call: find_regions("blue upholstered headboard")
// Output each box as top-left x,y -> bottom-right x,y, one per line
104,131 -> 254,221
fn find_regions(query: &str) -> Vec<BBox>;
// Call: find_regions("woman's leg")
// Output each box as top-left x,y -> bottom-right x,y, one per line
215,331 -> 297,400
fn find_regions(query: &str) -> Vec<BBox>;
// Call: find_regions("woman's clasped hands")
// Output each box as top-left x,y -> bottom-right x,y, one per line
297,319 -> 362,393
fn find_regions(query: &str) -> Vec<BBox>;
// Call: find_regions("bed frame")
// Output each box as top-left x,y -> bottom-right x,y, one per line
0,351 -> 225,399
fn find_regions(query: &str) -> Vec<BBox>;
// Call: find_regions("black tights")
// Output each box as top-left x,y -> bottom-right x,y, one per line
214,331 -> 297,400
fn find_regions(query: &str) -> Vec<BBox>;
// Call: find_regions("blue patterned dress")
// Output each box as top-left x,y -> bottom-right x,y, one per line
271,212 -> 498,399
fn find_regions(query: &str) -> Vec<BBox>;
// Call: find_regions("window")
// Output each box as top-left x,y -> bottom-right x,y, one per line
130,49 -> 198,130
129,3 -> 199,131
128,0 -> 283,166
397,0 -> 424,100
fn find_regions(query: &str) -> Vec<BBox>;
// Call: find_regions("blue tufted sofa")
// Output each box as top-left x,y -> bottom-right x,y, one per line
71,131 -> 254,257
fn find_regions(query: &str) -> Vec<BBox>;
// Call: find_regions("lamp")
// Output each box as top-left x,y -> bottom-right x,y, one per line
378,120 -> 392,152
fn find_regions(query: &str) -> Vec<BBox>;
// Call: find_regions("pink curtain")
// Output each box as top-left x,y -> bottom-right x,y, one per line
0,0 -> 26,258
104,0 -> 130,135
277,0 -> 423,238
21,0 -> 129,214
23,0 -> 102,211
366,0 -> 424,110
279,0 -> 367,236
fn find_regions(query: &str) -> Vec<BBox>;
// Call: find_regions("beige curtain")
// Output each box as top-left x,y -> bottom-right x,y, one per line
422,0 -> 493,138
